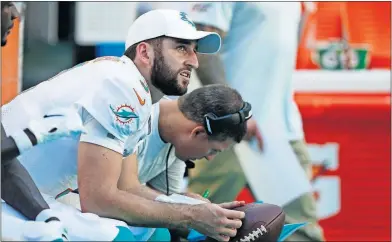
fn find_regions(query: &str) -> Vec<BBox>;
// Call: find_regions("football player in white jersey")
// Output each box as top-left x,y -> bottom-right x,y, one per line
2,9 -> 247,241
136,2 -> 325,241
1,2 -> 85,241
55,85 -> 252,241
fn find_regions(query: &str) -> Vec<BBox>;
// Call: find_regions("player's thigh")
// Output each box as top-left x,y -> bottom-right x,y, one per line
1,123 -> 23,179
283,191 -> 318,222
1,123 -> 7,140
1,123 -> 15,166
289,139 -> 312,179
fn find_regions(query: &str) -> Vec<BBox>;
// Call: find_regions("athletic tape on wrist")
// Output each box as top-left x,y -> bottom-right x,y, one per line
10,129 -> 34,154
35,209 -> 59,222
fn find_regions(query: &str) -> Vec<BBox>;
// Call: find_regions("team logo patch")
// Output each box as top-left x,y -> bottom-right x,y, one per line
110,104 -> 139,125
180,12 -> 196,28
139,79 -> 149,93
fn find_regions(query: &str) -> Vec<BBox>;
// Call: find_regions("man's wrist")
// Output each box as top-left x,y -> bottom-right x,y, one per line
10,129 -> 34,153
154,198 -> 196,230
24,128 -> 38,145
178,204 -> 196,230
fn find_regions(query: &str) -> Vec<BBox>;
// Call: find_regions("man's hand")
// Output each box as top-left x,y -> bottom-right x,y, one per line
182,192 -> 211,203
244,118 -> 263,151
190,201 -> 245,241
28,108 -> 86,144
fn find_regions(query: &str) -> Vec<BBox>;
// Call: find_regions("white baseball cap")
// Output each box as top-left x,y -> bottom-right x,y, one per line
125,9 -> 221,54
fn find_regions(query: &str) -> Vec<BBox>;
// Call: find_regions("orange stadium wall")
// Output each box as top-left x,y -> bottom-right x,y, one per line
1,19 -> 22,105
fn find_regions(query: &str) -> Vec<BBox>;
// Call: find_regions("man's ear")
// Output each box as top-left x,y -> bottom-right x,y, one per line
136,42 -> 154,65
190,126 -> 208,139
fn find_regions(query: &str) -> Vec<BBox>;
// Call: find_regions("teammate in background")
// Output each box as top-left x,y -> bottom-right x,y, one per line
136,2 -> 325,241
186,3 -> 324,241
1,2 -> 85,241
2,9 -> 246,241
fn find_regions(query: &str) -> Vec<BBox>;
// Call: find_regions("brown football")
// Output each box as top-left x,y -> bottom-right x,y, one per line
230,203 -> 285,242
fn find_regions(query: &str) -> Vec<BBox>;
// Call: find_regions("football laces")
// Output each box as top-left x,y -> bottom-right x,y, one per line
238,225 -> 268,242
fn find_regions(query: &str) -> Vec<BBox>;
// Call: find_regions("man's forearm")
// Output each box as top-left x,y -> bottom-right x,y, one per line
124,184 -> 163,200
131,184 -> 209,204
83,188 -> 195,230
196,53 -> 227,86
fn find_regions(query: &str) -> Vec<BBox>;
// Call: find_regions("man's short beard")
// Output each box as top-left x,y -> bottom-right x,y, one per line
150,50 -> 187,96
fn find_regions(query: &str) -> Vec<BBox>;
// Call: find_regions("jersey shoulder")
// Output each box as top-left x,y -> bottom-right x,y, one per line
76,56 -> 153,142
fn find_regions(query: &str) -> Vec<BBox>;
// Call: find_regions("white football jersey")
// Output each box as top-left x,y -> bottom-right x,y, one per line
136,99 -> 186,194
1,55 -> 153,196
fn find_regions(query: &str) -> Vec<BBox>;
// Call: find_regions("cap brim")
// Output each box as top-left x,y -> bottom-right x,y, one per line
166,31 -> 221,54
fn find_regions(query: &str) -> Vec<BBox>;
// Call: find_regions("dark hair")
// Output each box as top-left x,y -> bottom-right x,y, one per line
124,37 -> 163,61
178,84 -> 247,143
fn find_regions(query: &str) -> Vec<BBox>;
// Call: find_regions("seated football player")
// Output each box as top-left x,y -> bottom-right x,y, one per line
5,85 -> 251,241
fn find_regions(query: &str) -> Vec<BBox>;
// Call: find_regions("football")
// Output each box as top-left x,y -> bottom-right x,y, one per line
230,203 -> 285,242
